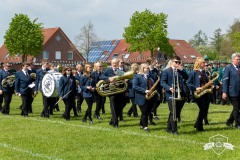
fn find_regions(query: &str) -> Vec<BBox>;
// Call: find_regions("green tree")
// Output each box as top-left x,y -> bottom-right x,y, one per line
123,9 -> 174,57
74,21 -> 98,63
189,30 -> 208,47
4,13 -> 44,62
196,45 -> 218,60
209,28 -> 224,54
229,32 -> 240,52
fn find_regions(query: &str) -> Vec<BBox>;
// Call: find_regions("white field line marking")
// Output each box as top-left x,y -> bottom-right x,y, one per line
3,116 -> 239,149
0,143 -> 62,160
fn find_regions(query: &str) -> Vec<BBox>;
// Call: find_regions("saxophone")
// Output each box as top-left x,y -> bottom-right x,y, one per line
146,75 -> 160,100
194,72 -> 219,98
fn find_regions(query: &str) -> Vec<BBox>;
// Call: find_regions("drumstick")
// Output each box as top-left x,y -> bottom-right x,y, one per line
54,90 -> 72,106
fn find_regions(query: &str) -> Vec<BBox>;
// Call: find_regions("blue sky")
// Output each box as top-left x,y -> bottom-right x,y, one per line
0,0 -> 240,45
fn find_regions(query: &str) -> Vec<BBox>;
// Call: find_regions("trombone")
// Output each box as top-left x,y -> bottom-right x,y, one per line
170,69 -> 182,121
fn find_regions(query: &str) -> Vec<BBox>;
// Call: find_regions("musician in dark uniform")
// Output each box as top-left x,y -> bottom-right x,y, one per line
75,64 -> 84,113
27,62 -> 36,113
127,63 -> 139,117
100,58 -> 122,128
222,53 -> 240,128
133,63 -> 155,132
92,62 -> 104,120
34,60 -> 50,118
187,57 -> 210,131
15,62 -> 34,117
0,63 -> 15,115
161,56 -> 188,135
80,64 -> 95,123
59,67 -> 76,121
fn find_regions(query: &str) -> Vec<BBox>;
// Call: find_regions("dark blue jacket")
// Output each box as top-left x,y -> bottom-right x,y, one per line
161,68 -> 187,101
187,70 -> 207,92
59,75 -> 76,99
99,67 -> 116,81
128,78 -> 135,98
15,70 -> 33,95
222,64 -> 240,97
133,74 -> 154,105
0,69 -> 14,93
80,75 -> 95,98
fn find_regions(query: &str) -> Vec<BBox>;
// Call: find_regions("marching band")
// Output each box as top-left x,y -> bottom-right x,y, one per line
1,53 -> 240,135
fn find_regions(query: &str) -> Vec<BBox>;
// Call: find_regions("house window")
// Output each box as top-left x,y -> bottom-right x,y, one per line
43,51 -> 49,59
190,55 -> 196,59
138,54 -> 142,59
158,53 -> 162,59
55,51 -> 61,60
99,54 -> 105,60
55,34 -> 61,41
112,53 -> 118,59
4,53 -> 9,58
164,54 -> 168,60
183,55 -> 187,59
67,52 -> 73,60
124,53 -> 130,59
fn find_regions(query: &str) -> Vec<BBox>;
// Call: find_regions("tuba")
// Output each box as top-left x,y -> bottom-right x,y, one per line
194,72 -> 219,98
30,73 -> 36,80
146,75 -> 160,100
2,75 -> 15,87
96,70 -> 134,97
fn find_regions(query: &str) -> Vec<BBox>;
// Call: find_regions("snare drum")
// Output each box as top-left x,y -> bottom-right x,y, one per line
42,72 -> 62,97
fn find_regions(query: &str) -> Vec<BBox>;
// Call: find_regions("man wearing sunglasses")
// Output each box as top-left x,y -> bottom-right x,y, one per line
160,56 -> 188,135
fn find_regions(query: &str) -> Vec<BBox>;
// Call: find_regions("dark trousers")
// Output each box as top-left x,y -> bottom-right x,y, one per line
21,94 -> 31,116
119,93 -> 127,120
94,93 -> 103,116
151,99 -> 161,117
109,94 -> 122,126
1,92 -> 13,114
167,100 -> 179,132
84,97 -> 94,120
101,97 -> 106,113
229,96 -> 240,126
76,93 -> 84,112
0,94 -> 3,111
139,100 -> 151,128
195,94 -> 210,129
127,97 -> 138,117
62,93 -> 75,120
41,94 -> 51,117
176,100 -> 185,121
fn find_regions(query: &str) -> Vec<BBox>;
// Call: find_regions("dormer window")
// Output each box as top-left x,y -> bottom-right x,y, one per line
190,55 -> 196,59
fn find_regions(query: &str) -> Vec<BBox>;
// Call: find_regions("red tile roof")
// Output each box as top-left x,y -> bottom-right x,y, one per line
106,39 -> 202,64
0,27 -> 84,63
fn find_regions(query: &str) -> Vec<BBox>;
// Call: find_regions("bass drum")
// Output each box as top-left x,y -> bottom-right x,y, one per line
42,72 -> 62,97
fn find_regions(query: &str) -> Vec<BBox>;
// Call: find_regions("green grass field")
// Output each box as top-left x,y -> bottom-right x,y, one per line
0,95 -> 239,160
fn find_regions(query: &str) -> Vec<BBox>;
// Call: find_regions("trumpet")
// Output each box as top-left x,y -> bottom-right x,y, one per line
170,69 -> 182,121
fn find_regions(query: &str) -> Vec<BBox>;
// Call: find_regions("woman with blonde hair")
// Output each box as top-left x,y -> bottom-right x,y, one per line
80,63 -> 95,124
187,57 -> 210,131
133,63 -> 155,132
127,63 -> 139,117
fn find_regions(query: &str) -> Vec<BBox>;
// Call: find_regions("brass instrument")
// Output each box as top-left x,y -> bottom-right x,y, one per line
170,69 -> 182,121
30,73 -> 36,80
194,72 -> 219,98
2,75 -> 15,87
146,75 -> 160,100
96,70 -> 134,97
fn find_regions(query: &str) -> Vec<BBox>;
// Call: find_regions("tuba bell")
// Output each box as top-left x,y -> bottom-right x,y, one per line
2,75 -> 15,88
96,70 -> 134,97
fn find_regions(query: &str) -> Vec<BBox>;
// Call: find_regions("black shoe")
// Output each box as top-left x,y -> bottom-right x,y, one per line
66,118 -> 70,121
82,118 -> 87,122
102,110 -> 105,114
109,120 -> 113,125
144,127 -> 150,132
154,116 -> 160,120
194,124 -> 198,128
226,122 -> 233,127
235,125 -> 240,129
196,127 -> 204,132
166,129 -> 172,133
205,122 -> 210,125
89,120 -> 93,124
150,121 -> 156,125
172,131 -> 178,135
